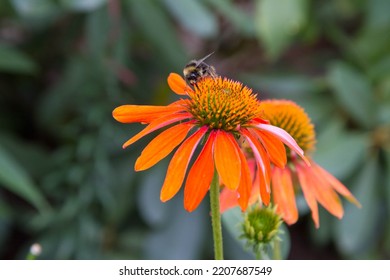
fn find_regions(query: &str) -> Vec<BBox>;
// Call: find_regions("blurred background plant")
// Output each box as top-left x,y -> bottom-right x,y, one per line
0,0 -> 389,260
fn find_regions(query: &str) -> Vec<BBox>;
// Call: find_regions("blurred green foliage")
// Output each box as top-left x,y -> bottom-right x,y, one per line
0,0 -> 389,259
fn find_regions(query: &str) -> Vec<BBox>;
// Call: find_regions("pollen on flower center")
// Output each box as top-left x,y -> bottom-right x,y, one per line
260,100 -> 316,153
186,77 -> 263,131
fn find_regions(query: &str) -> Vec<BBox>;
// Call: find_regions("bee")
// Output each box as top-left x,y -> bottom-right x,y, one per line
183,52 -> 218,86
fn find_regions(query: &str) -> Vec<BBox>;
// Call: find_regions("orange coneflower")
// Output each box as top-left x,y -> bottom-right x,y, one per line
220,100 -> 360,228
113,75 -> 306,212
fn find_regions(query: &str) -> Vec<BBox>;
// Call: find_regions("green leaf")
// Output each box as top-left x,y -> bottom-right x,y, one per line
385,150 -> 390,218
367,55 -> 390,82
137,165 -> 171,228
335,155 -> 381,256
327,62 -> 376,128
0,44 -> 38,74
205,0 -> 255,36
162,0 -> 217,38
125,0 -> 186,68
143,195 -> 207,259
85,6 -> 109,57
11,0 -> 57,18
310,208 -> 333,246
365,0 -> 390,30
242,74 -> 318,97
255,0 -> 308,59
314,125 -> 370,179
60,0 -> 107,12
242,74 -> 333,123
0,145 -> 50,213
0,133 -> 51,179
222,207 -> 290,259
350,27 -> 390,70
377,103 -> 390,124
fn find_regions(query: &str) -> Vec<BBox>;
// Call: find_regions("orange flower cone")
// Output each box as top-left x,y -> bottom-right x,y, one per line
113,75 -> 306,212
220,100 -> 360,228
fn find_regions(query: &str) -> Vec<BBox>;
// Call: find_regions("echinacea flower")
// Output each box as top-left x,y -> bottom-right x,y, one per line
113,75 -> 306,212
221,100 -> 360,228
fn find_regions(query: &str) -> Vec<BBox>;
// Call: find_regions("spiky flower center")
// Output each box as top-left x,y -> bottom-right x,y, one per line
260,100 -> 316,153
186,77 -> 263,131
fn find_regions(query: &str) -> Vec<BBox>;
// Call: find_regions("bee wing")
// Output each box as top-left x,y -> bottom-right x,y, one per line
195,52 -> 215,66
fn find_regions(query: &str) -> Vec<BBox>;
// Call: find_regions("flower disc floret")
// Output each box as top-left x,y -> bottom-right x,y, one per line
186,77 -> 263,131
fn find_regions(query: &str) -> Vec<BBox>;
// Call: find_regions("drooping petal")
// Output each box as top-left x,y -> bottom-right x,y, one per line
272,167 -> 298,225
246,129 -> 272,185
135,123 -> 194,171
253,130 -> 287,168
241,128 -> 271,205
255,123 -> 310,166
313,162 -> 361,207
235,142 -> 252,211
296,164 -> 319,228
305,165 -> 344,219
242,157 -> 261,206
258,165 -> 270,206
220,188 -> 240,212
248,173 -> 261,206
184,131 -> 216,212
214,131 -> 241,191
167,73 -> 193,95
113,103 -> 186,124
160,126 -> 208,202
122,112 -> 192,148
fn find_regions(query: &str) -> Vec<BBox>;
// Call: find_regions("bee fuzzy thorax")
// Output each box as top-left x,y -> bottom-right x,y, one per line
183,53 -> 218,85
183,64 -> 197,77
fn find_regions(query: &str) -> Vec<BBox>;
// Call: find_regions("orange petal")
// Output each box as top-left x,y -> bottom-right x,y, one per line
122,112 -> 191,148
167,73 -> 192,95
184,131 -> 216,212
313,162 -> 361,207
135,123 -> 194,171
247,129 -> 272,186
160,126 -> 207,202
113,103 -> 185,124
220,188 -> 240,212
253,118 -> 270,124
255,122 -> 310,166
254,130 -> 287,168
296,164 -> 320,228
237,147 -> 252,211
306,165 -> 344,219
214,131 -> 241,191
258,166 -> 270,205
248,172 -> 261,206
241,128 -> 271,205
272,167 -> 298,225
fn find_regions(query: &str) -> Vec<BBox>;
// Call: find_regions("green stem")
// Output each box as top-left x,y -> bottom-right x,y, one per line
273,239 -> 282,260
256,249 -> 262,260
209,171 -> 223,260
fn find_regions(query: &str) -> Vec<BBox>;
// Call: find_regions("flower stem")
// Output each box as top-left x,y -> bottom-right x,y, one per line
273,238 -> 282,260
209,171 -> 224,260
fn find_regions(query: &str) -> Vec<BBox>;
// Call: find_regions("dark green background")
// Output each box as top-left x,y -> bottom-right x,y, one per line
0,0 -> 389,259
